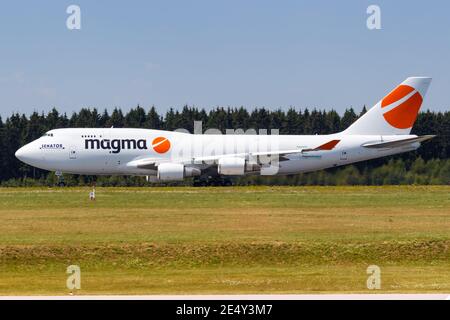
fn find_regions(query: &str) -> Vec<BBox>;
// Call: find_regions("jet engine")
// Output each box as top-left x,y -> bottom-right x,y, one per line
157,163 -> 200,181
217,157 -> 259,175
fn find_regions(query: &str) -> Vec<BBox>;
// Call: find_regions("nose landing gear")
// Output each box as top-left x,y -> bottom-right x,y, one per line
55,171 -> 66,187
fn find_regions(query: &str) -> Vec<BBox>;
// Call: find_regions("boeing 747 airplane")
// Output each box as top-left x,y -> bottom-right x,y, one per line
15,77 -> 434,186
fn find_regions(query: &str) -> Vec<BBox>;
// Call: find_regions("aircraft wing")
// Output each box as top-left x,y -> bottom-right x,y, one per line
182,139 -> 341,163
182,149 -> 303,164
361,135 -> 435,149
126,139 -> 341,169
126,150 -> 303,168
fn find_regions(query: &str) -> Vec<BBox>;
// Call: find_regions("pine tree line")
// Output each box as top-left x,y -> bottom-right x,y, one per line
0,105 -> 449,185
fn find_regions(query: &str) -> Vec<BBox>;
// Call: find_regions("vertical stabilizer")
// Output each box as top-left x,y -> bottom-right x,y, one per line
344,77 -> 431,135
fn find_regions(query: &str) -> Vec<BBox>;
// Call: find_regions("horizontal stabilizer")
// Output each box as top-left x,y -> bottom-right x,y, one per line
362,135 -> 435,149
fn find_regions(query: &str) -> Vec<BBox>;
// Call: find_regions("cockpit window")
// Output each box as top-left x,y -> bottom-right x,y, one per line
43,132 -> 54,137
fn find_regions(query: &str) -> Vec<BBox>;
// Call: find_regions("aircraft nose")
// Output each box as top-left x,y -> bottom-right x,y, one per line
15,143 -> 41,164
15,146 -> 26,160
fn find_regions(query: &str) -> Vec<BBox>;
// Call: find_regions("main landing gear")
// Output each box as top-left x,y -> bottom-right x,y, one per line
193,176 -> 233,187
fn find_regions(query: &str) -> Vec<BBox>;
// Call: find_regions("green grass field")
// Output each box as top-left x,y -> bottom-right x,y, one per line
0,185 -> 449,295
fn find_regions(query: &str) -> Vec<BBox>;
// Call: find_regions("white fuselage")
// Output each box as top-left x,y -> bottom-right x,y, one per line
15,128 -> 419,177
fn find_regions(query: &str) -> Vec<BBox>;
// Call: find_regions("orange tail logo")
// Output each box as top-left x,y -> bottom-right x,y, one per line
152,137 -> 171,154
381,85 -> 423,129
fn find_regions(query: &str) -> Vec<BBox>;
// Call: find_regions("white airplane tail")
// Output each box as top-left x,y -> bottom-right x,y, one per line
344,77 -> 431,135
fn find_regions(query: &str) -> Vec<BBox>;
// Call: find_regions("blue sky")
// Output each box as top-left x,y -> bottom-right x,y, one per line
0,0 -> 449,117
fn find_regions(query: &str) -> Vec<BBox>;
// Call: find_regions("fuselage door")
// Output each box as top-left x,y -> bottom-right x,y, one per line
69,146 -> 77,159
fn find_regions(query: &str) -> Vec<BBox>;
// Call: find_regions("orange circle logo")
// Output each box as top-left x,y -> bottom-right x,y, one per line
381,85 -> 423,129
152,137 -> 171,154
